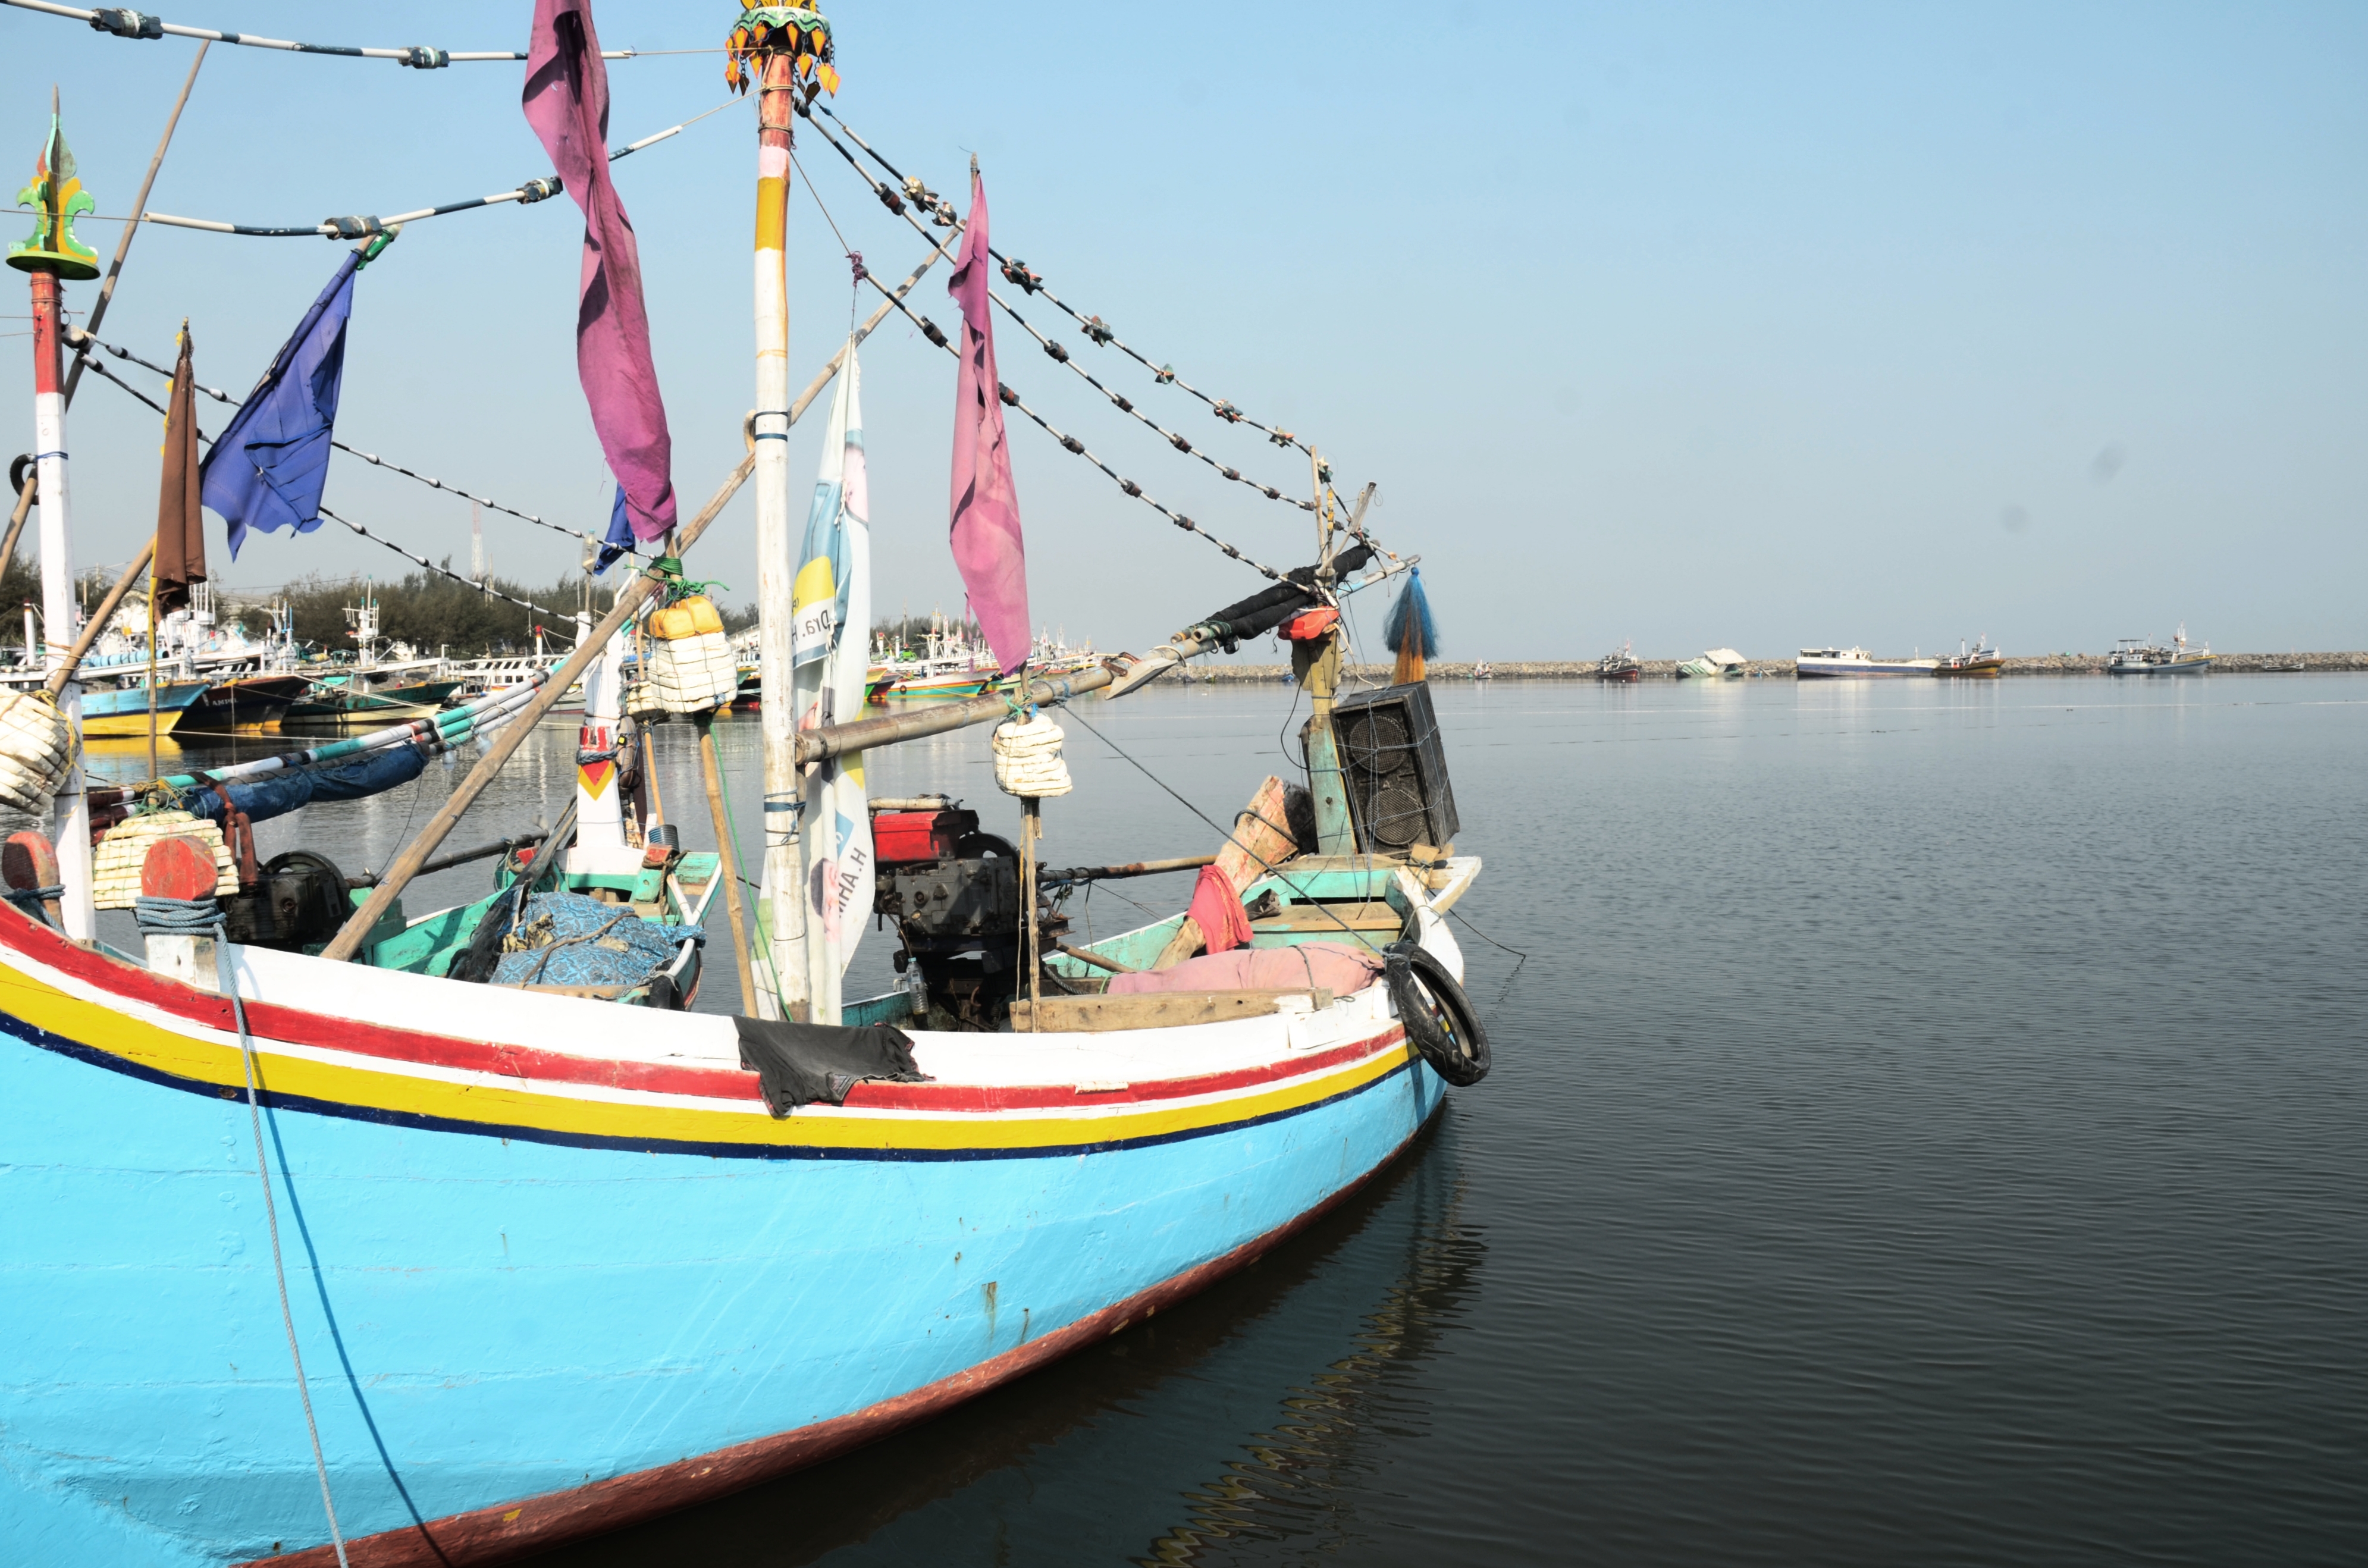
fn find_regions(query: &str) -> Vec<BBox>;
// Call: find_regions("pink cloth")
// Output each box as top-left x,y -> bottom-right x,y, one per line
523,0 -> 676,540
1185,864 -> 1253,955
1108,942 -> 1386,998
946,173 -> 1031,673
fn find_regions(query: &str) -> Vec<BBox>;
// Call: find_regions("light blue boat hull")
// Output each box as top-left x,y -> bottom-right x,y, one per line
2,1021 -> 1445,1566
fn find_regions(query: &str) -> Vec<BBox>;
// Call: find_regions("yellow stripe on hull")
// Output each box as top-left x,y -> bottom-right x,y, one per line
0,961 -> 1412,1156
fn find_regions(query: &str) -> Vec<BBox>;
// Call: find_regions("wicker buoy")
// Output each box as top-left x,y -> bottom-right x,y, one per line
0,689 -> 73,815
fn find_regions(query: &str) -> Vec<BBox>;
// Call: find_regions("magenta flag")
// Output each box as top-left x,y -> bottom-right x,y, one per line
947,172 -> 1031,673
523,0 -> 676,540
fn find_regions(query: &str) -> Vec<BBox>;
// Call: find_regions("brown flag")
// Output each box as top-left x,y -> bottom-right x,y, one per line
152,324 -> 205,616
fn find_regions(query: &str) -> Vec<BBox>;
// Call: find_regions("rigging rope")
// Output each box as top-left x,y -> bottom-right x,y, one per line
857,260 -> 1293,587
130,893 -> 352,1567
134,99 -> 743,240
70,348 -> 584,636
1056,705 -> 1384,949
70,328 -> 633,560
4,0 -> 639,64
796,106 -> 1323,518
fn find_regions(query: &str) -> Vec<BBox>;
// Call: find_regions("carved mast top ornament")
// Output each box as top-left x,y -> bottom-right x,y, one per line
9,108 -> 101,281
726,5 -> 839,98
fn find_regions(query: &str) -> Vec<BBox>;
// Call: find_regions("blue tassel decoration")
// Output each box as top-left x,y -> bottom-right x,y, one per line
1383,567 -> 1438,657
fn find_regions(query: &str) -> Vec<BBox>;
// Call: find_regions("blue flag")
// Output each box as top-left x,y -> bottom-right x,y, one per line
596,482 -> 633,572
200,253 -> 358,559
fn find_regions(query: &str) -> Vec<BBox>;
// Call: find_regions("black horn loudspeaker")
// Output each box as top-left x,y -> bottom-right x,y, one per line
1329,682 -> 1458,854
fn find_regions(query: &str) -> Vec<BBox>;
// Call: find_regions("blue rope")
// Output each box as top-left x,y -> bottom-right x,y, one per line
4,885 -> 63,927
137,894 -> 351,1567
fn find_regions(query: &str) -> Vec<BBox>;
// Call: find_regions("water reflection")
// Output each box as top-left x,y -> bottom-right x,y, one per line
539,1127 -> 1483,1568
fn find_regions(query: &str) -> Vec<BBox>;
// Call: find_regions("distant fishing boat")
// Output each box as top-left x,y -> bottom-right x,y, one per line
1933,638 -> 2004,678
1796,645 -> 1940,678
1676,647 -> 1745,678
1596,641 -> 1642,682
2106,625 -> 2213,675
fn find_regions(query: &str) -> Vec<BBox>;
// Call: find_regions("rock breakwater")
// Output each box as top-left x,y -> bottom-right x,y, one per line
1168,653 -> 2368,683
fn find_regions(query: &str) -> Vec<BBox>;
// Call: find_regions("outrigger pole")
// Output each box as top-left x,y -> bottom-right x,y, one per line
315,238 -> 936,962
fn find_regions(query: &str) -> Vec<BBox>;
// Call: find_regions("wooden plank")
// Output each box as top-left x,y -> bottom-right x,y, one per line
1248,901 -> 1406,934
1007,987 -> 1331,1034
1151,776 -> 1297,970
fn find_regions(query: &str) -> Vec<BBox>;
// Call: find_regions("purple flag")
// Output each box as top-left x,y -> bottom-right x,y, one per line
947,172 -> 1030,674
523,0 -> 676,540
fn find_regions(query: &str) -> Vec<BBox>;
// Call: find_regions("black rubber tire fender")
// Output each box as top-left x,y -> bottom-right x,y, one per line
1384,939 -> 1490,1087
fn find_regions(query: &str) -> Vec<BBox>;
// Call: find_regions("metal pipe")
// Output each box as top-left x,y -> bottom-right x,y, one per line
1037,852 -> 1216,883
350,830 -> 548,888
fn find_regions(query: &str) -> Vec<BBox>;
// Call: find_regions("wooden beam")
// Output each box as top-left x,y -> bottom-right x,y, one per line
1007,987 -> 1331,1034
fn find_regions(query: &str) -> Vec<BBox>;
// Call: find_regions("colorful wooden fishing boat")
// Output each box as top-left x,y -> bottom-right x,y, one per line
0,16 -> 1488,1566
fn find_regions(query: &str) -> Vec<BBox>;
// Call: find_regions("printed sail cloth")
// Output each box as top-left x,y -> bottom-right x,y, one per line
199,254 -> 357,559
793,341 -> 876,982
946,171 -> 1030,673
523,0 -> 678,541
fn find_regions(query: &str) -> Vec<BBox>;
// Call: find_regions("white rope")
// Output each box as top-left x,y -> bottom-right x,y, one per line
190,910 -> 351,1566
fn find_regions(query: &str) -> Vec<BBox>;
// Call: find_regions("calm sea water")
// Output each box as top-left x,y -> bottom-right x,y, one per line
89,675 -> 2368,1563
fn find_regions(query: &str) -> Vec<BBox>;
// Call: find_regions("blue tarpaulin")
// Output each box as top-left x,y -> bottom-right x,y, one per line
199,252 -> 359,559
492,891 -> 703,990
185,742 -> 425,825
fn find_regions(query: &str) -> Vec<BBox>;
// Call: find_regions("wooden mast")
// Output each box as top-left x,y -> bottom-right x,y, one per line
1297,448 -> 1358,854
10,90 -> 103,938
747,17 -> 813,1021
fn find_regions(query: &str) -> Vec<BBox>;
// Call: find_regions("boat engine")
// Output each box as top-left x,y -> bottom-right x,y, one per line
872,804 -> 1040,1029
219,849 -> 352,950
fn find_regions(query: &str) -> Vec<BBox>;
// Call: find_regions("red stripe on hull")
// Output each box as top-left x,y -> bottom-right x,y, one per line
0,911 -> 1398,1109
244,1106 -> 1441,1567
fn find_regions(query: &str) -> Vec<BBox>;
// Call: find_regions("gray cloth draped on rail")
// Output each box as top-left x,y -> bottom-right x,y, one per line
733,1017 -> 929,1115
184,742 -> 426,824
1189,544 -> 1373,651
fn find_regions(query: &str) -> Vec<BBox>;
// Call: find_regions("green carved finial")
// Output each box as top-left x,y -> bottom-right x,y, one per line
9,104 -> 101,281
726,6 -> 838,98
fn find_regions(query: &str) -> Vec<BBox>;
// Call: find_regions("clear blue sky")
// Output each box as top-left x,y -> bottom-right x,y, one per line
6,1 -> 2363,658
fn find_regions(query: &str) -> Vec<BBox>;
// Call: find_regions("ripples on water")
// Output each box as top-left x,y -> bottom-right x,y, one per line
82,676 -> 2368,1563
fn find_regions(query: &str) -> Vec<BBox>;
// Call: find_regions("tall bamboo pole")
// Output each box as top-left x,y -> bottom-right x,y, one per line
319,246 -> 940,962
694,711 -> 758,1012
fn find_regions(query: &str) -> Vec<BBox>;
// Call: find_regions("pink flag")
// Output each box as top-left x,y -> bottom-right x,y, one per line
947,171 -> 1031,673
523,0 -> 676,540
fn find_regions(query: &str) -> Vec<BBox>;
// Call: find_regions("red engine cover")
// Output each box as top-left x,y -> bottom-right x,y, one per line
873,808 -> 978,865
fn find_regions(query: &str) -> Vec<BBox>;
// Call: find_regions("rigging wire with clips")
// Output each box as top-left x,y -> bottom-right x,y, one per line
796,105 -> 1332,525
131,99 -> 745,240
68,347 -> 584,638
5,0 -> 646,64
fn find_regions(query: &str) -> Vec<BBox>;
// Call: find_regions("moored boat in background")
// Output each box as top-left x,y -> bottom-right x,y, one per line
1676,647 -> 1745,678
2106,625 -> 2213,675
1596,641 -> 1642,682
1933,638 -> 2004,678
1796,645 -> 1940,678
